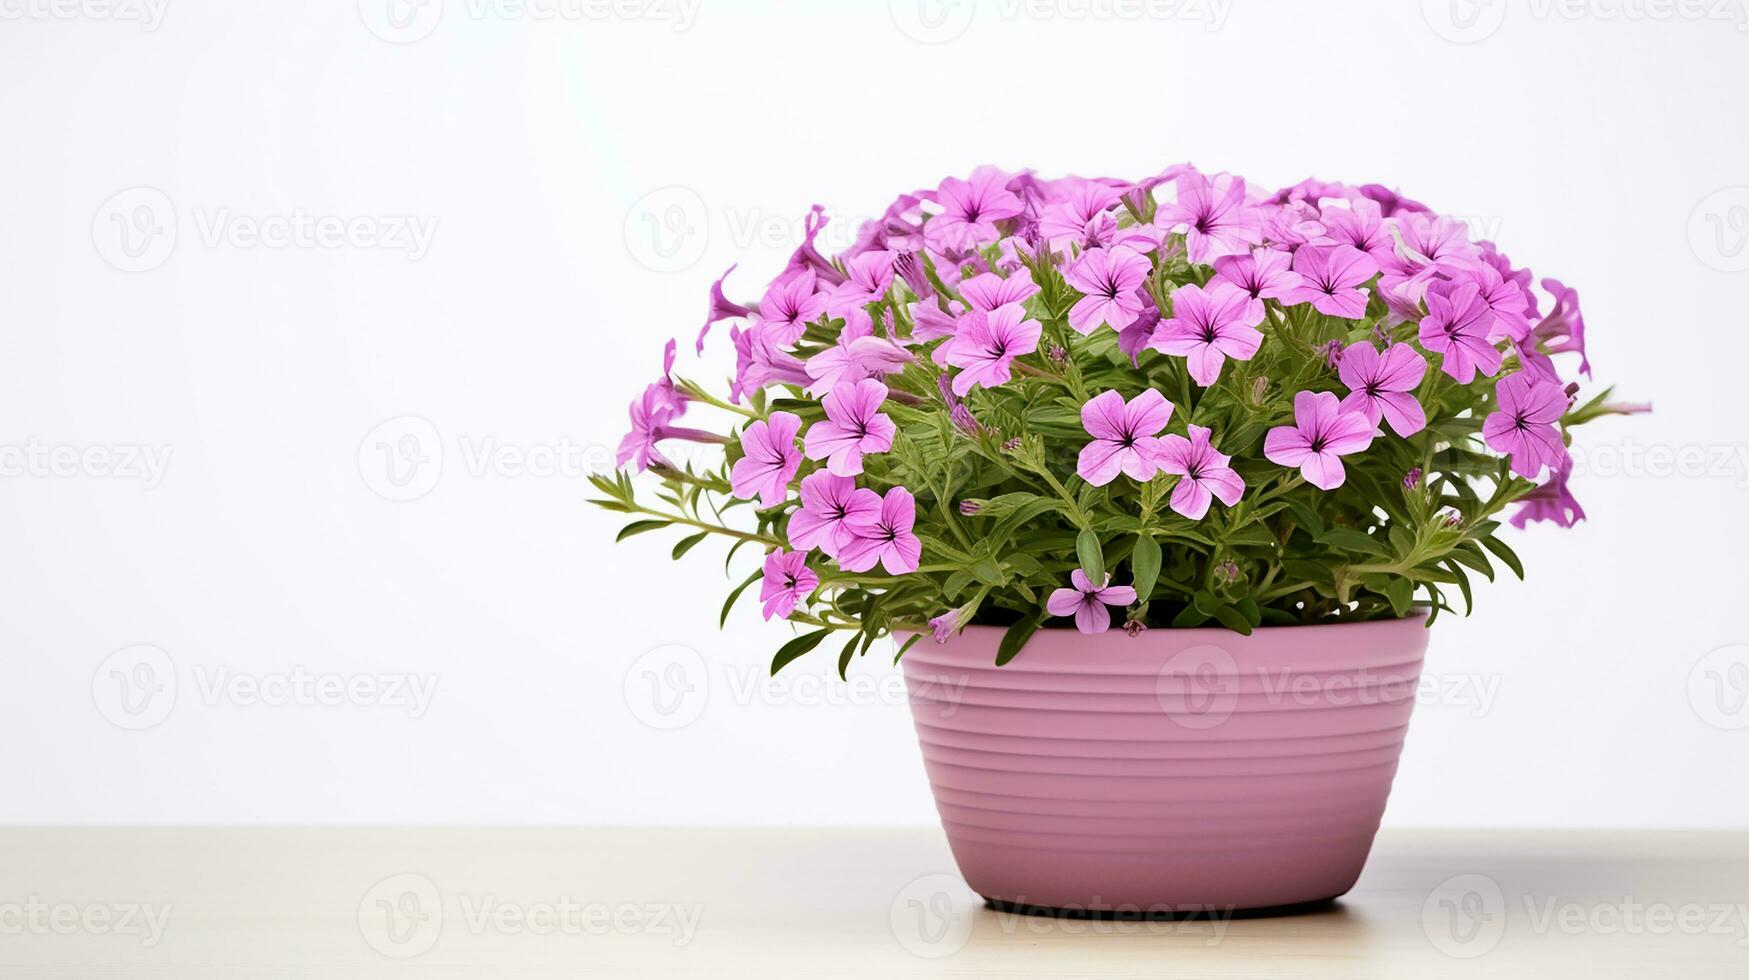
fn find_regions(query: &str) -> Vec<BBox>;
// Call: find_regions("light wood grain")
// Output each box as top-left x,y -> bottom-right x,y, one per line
1,829 -> 1744,977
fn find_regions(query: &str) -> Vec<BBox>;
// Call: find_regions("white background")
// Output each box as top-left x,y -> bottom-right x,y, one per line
1,0 -> 1745,828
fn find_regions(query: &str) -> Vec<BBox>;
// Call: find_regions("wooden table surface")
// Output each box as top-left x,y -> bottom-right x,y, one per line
1,828 -> 1744,977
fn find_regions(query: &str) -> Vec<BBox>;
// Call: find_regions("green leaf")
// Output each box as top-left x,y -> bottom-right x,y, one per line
1131,533 -> 1162,600
1479,535 -> 1525,580
1317,527 -> 1390,558
1443,559 -> 1474,615
892,633 -> 923,665
1382,577 -> 1414,617
836,631 -> 862,681
671,531 -> 709,560
616,519 -> 669,542
1284,498 -> 1327,537
770,629 -> 832,675
1172,603 -> 1212,627
1075,528 -> 1106,584
718,570 -> 762,628
994,618 -> 1041,666
1212,604 -> 1254,635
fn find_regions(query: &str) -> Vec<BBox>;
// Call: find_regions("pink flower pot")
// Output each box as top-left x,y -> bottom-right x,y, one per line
901,617 -> 1429,914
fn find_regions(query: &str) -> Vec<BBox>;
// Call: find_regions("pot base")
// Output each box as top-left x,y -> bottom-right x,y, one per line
982,895 -> 1344,921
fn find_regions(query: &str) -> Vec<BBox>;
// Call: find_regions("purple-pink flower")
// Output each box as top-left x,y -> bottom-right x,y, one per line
1509,453 -> 1585,529
959,267 -> 1040,313
827,249 -> 895,317
1151,282 -> 1263,387
1318,199 -> 1396,267
804,378 -> 896,476
1338,341 -> 1428,437
729,411 -> 802,508
943,303 -> 1042,396
697,264 -> 752,354
926,166 -> 1023,254
1263,390 -> 1376,490
1158,170 -> 1263,264
1076,388 -> 1174,486
1210,248 -> 1301,326
1282,244 -> 1379,320
786,470 -> 880,559
1419,280 -> 1505,383
1063,245 -> 1151,335
839,487 -> 922,575
1154,424 -> 1245,520
1483,372 -> 1570,479
759,548 -> 818,621
1045,570 -> 1138,635
755,269 -> 830,348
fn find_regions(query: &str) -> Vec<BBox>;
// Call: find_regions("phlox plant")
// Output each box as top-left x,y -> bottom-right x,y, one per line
592,165 -> 1643,673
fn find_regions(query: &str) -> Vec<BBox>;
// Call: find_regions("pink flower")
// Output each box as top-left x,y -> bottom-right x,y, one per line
1282,244 -> 1379,319
827,250 -> 895,316
1158,170 -> 1263,264
1154,424 -> 1245,520
1454,261 -> 1534,342
1483,372 -> 1570,479
1076,388 -> 1174,486
1319,199 -> 1396,267
1520,277 -> 1589,380
729,323 -> 811,403
943,303 -> 1042,396
1063,246 -> 1151,335
616,382 -> 681,473
1210,248 -> 1301,326
1150,282 -> 1263,387
755,269 -> 830,348
908,296 -> 966,349
1419,280 -> 1504,383
1338,341 -> 1428,437
729,411 -> 802,508
786,470 -> 879,559
1263,390 -> 1375,490
759,548 -> 818,621
1045,570 -> 1137,635
959,267 -> 1040,313
696,263 -> 752,354
839,487 -> 922,575
1037,179 -> 1126,251
804,317 -> 913,395
926,166 -> 1023,254
804,378 -> 897,476
1387,212 -> 1480,278
1510,453 -> 1585,529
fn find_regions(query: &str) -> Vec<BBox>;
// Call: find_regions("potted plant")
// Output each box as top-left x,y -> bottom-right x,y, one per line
593,165 -> 1641,914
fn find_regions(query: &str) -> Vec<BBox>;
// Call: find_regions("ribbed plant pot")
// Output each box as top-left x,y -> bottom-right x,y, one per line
901,617 -> 1429,914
